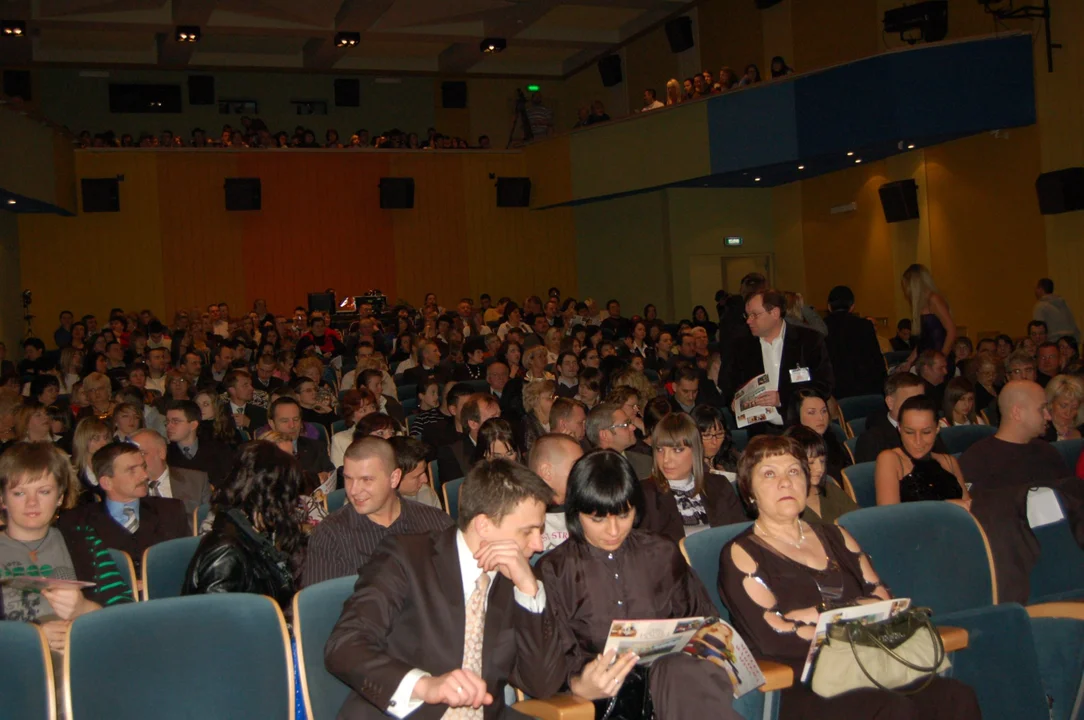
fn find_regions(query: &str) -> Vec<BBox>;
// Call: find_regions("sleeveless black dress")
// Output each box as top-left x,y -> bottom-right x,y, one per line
899,450 -> 962,503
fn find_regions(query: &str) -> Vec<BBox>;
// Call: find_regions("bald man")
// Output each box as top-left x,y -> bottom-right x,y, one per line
959,380 -> 1070,494
131,429 -> 211,515
302,436 -> 453,587
529,433 -> 584,551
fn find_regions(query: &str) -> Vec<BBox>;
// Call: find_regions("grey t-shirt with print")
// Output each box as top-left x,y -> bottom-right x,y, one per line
0,527 -> 76,622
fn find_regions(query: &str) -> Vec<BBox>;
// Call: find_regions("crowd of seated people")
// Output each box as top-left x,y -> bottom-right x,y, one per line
76,118 -> 491,151
0,266 -> 1081,719
635,56 -> 795,113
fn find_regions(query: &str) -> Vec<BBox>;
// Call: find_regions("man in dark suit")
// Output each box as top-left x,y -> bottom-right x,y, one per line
915,350 -> 949,411
823,286 -> 887,399
267,396 -> 334,475
197,342 -> 234,393
400,340 -> 451,389
725,288 -> 834,437
668,365 -> 718,414
486,360 -> 524,422
437,393 -> 500,483
325,458 -> 564,719
58,442 -> 190,574
252,354 -> 284,394
164,400 -> 236,487
132,429 -> 212,515
855,373 -> 948,463
359,369 -> 406,425
225,369 -> 267,435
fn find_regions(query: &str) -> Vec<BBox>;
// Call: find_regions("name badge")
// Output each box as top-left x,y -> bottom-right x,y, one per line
789,367 -> 811,383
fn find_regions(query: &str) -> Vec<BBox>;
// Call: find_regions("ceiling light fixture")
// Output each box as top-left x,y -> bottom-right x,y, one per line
754,177 -> 762,182
847,151 -> 854,157
798,164 -> 805,170
335,32 -> 360,48
855,158 -> 863,164
480,37 -> 507,54
1,20 -> 26,37
175,25 -> 201,43
907,143 -> 915,149
6,199 -> 15,205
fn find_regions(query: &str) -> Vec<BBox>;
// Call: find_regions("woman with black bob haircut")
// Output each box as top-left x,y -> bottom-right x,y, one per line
691,404 -> 739,478
536,449 -> 744,720
784,425 -> 857,525
182,440 -> 308,612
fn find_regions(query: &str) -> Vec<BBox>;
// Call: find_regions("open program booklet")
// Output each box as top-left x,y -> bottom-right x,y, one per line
732,373 -> 781,428
602,617 -> 766,698
799,597 -> 913,682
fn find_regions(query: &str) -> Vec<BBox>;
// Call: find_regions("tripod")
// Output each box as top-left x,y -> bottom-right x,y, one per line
506,88 -> 534,149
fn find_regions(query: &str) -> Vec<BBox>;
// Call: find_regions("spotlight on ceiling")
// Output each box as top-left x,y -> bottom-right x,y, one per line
335,32 -> 360,48
883,1 -> 947,45
175,25 -> 201,43
480,37 -> 507,54
1,20 -> 26,37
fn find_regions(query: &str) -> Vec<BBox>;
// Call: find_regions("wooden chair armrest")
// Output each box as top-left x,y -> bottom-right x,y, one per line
938,626 -> 969,653
1026,602 -> 1084,621
757,659 -> 794,692
513,694 -> 595,720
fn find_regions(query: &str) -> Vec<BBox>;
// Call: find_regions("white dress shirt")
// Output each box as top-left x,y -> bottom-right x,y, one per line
386,530 -> 546,718
758,321 -> 787,425
151,468 -> 174,499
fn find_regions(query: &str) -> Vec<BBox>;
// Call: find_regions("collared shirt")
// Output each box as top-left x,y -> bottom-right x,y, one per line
177,439 -> 199,460
557,376 -> 578,389
152,468 -> 174,499
230,402 -> 246,416
106,498 -> 140,528
888,413 -> 899,430
759,320 -> 787,392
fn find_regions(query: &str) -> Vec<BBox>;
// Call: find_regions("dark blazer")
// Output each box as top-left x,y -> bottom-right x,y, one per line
623,450 -> 654,481
167,438 -> 236,488
168,466 -> 213,515
252,375 -> 284,394
638,475 -> 748,543
823,311 -> 887,399
491,379 -> 525,422
57,496 -> 190,573
436,434 -> 475,484
296,436 -> 334,475
236,403 -> 268,432
382,395 -> 406,425
725,322 -> 834,432
325,527 -> 565,719
401,365 -> 451,390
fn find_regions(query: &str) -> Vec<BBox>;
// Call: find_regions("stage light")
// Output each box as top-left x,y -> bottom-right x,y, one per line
480,38 -> 506,53
847,151 -> 854,157
907,143 -> 916,149
754,177 -> 762,182
335,32 -> 360,48
175,25 -> 201,42
855,158 -> 863,164
6,199 -> 15,205
883,1 -> 947,45
1,20 -> 26,37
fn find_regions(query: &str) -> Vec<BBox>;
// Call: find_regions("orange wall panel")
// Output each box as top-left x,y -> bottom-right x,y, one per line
791,0 -> 879,73
699,0 -> 766,77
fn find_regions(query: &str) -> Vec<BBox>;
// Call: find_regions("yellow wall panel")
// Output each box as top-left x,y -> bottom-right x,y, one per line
523,135 -> 572,208
699,0 -> 767,78
791,0 -> 879,73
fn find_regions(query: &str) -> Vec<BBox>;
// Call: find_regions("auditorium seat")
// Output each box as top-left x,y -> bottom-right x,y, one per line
938,424 -> 997,455
1029,490 -> 1084,604
443,477 -> 465,520
428,459 -> 442,498
884,351 -> 911,369
731,428 -> 749,452
840,462 -> 877,508
844,435 -> 859,462
847,416 -> 866,438
396,383 -> 418,403
293,576 -> 356,720
465,379 -> 490,394
107,548 -> 138,601
141,535 -> 202,601
326,488 -> 346,513
837,394 -> 884,430
330,419 -> 347,436
0,621 -> 56,720
679,522 -> 751,620
66,594 -> 293,720
192,503 -> 211,535
1052,438 -> 1084,472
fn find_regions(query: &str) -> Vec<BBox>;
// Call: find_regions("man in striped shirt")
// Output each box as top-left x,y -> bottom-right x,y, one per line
301,436 -> 453,587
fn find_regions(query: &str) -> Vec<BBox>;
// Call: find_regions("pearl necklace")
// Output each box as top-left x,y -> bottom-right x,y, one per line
755,520 -> 805,549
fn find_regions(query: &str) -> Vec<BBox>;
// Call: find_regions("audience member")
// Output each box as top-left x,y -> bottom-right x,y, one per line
785,425 -> 857,525
266,397 -> 333,476
691,404 -> 738,479
224,369 -> 266,432
901,263 -> 956,358
387,435 -> 442,509
1036,341 -> 1060,387
1032,277 -> 1081,342
131,428 -> 212,515
939,378 -> 986,427
890,318 -> 913,352
528,433 -> 583,551
914,349 -> 949,409
472,418 -> 520,465
823,285 -> 886,398
788,389 -> 852,480
549,397 -> 587,445
518,379 -> 556,456
855,373 -> 947,463
585,401 -> 652,479
1042,374 -> 1084,441
165,400 -> 236,486
436,392 -> 500,483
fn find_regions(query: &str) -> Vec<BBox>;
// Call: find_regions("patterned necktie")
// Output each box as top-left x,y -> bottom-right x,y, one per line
444,573 -> 491,719
122,506 -> 139,534
182,445 -> 193,459
147,480 -> 160,497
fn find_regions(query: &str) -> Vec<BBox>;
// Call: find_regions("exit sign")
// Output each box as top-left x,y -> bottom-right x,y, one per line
725,236 -> 743,246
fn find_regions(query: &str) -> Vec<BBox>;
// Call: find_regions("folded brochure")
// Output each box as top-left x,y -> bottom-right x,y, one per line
0,576 -> 96,591
732,373 -> 782,428
602,616 -> 766,698
799,597 -> 912,683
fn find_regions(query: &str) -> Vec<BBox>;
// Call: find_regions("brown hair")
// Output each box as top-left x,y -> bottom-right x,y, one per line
457,458 -> 554,531
0,441 -> 78,511
649,412 -> 705,496
340,388 -> 378,427
522,379 -> 556,417
735,435 -> 809,508
12,402 -> 47,439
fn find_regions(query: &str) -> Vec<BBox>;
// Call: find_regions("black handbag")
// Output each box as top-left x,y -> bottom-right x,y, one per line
593,665 -> 654,720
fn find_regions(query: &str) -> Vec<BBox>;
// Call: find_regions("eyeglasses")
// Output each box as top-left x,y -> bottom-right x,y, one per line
702,431 -> 726,441
743,310 -> 767,320
606,421 -> 632,431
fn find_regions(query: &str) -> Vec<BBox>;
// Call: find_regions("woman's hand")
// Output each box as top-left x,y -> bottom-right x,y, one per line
41,586 -> 96,620
569,650 -> 639,701
41,620 -> 71,652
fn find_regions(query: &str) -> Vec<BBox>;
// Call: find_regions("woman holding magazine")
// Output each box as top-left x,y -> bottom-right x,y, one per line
718,435 -> 980,719
536,449 -> 743,720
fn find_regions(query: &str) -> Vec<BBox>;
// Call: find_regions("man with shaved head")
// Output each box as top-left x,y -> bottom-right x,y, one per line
529,433 -> 584,551
959,380 -> 1070,494
301,436 -> 453,586
131,429 -> 211,515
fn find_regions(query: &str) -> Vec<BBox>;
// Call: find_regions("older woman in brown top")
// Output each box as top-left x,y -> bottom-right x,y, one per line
718,435 -> 980,719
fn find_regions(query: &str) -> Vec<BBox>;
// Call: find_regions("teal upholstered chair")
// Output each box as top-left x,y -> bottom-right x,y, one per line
847,417 -> 866,438
106,548 -> 138,601
840,461 -> 877,508
401,397 -> 419,415
326,488 -> 347,513
1029,490 -> 1084,603
837,394 -> 884,427
827,422 -> 849,448
395,383 -> 418,402
193,503 -> 212,535
465,380 -> 490,394
140,535 -> 202,601
330,419 -> 347,436
293,576 -> 356,720
938,424 -> 997,455
428,460 -> 442,498
0,621 -> 56,720
844,435 -> 859,462
731,429 -> 749,452
65,594 -> 293,720
443,477 -> 465,521
1052,438 -> 1084,472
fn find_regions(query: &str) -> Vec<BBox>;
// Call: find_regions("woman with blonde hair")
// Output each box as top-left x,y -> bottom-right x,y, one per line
519,379 -> 557,456
58,346 -> 83,395
610,367 -> 657,404
77,372 -> 114,421
783,291 -> 828,336
544,327 -> 563,366
194,388 -> 242,445
1044,374 -> 1084,441
665,78 -> 682,105
71,416 -> 111,502
523,345 -> 554,382
901,263 -> 957,362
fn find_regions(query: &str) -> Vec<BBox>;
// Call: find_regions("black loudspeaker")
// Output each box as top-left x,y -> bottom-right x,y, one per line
756,0 -> 784,8
598,55 -> 623,87
878,179 -> 920,223
665,17 -> 694,53
308,292 -> 336,314
224,178 -> 261,211
1036,168 -> 1084,215
379,178 -> 415,209
188,75 -> 215,105
334,78 -> 360,107
2,70 -> 31,101
496,178 -> 531,207
441,81 -> 467,109
81,178 -> 120,213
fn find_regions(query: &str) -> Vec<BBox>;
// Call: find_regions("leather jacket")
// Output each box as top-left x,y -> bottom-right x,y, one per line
181,509 -> 297,611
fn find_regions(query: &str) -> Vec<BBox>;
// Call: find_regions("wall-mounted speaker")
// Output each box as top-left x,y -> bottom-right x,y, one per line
188,75 -> 215,105
756,0 -> 784,8
334,78 -> 360,107
380,178 -> 415,209
441,81 -> 467,109
496,178 -> 531,207
1036,168 -> 1084,215
878,179 -> 920,223
665,17 -> 694,53
2,70 -> 31,101
308,292 -> 336,314
225,178 -> 261,211
81,178 -> 120,213
598,55 -> 623,88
